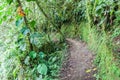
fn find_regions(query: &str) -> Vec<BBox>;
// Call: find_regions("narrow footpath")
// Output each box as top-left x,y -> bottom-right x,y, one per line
60,38 -> 96,80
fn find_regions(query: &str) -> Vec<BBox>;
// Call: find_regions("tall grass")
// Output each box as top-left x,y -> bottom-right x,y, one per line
78,1 -> 120,79
80,21 -> 120,80
60,0 -> 120,79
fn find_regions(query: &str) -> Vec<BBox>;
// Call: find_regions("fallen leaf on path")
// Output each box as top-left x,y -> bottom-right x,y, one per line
86,69 -> 91,73
92,68 -> 97,71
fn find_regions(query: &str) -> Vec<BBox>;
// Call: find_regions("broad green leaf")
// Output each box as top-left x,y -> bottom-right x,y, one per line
52,57 -> 57,63
30,32 -> 44,46
19,43 -> 26,51
29,20 -> 36,28
0,19 -> 2,24
29,51 -> 37,59
16,18 -> 24,27
36,75 -> 42,80
30,32 -> 43,38
6,0 -> 13,4
20,27 -> 30,35
13,68 -> 18,78
24,56 -> 30,65
37,64 -> 48,75
3,15 -> 7,21
39,52 -> 45,58
0,12 -> 3,16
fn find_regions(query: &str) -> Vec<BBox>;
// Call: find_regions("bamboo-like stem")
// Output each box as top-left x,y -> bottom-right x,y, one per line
17,0 -> 28,27
17,0 -> 33,51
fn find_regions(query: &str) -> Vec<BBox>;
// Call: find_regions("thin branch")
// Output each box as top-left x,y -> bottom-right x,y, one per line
35,0 -> 57,27
17,0 -> 33,51
35,0 -> 65,40
17,0 -> 28,28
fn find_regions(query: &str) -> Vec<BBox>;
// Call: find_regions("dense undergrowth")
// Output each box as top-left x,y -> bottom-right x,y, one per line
80,23 -> 120,80
0,0 -> 120,80
82,1 -> 120,80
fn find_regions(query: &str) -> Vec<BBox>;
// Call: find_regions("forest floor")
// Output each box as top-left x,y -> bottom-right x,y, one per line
60,38 -> 96,80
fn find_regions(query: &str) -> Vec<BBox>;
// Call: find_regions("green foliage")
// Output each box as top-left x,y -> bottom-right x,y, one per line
80,24 -> 120,80
26,0 -> 35,2
0,0 -> 120,80
16,18 -> 24,27
0,0 -> 67,80
29,20 -> 36,28
29,51 -> 37,59
39,52 -> 45,58
20,27 -> 30,35
6,0 -> 13,4
78,0 -> 120,80
37,64 -> 48,75
111,28 -> 120,39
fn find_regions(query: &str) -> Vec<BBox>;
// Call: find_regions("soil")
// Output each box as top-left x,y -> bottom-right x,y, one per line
60,38 -> 96,80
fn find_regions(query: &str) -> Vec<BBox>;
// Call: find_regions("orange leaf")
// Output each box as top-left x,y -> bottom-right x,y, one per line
17,6 -> 25,17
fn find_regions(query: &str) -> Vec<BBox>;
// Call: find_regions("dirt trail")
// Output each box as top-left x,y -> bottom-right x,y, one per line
60,38 -> 96,80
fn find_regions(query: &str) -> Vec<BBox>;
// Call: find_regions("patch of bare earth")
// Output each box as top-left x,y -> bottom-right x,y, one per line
60,38 -> 96,80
